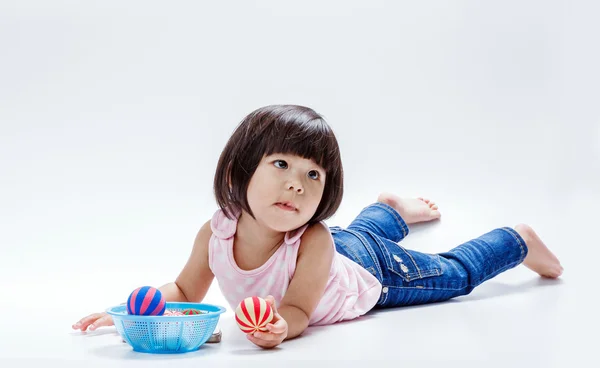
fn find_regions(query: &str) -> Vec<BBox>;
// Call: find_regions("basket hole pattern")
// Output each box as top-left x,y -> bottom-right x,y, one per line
117,318 -> 219,353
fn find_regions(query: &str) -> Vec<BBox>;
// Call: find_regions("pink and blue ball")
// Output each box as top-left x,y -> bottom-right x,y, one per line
127,286 -> 166,316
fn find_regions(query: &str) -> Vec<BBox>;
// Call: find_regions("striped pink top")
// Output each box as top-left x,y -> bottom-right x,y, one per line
207,209 -> 382,326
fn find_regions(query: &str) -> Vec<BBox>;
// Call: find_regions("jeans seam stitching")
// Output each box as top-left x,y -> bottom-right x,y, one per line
350,226 -> 440,282
349,229 -> 388,281
499,227 -> 528,263
370,202 -> 409,238
344,229 -> 384,280
385,285 -> 467,291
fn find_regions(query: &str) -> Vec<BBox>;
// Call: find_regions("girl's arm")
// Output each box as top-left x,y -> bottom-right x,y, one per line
72,220 -> 215,331
172,220 -> 215,303
279,222 -> 333,338
248,222 -> 334,347
156,282 -> 189,302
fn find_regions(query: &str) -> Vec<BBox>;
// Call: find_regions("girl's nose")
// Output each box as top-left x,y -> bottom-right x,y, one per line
286,181 -> 304,194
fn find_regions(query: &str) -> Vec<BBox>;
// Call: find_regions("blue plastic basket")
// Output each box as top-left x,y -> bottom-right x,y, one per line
106,302 -> 226,354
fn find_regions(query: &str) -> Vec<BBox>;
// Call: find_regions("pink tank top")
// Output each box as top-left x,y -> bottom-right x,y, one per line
208,209 -> 382,326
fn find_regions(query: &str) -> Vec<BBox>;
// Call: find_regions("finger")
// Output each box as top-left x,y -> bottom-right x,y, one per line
88,315 -> 113,331
266,320 -> 287,334
72,313 -> 104,331
252,330 -> 283,342
264,295 -> 282,322
246,333 -> 279,349
265,295 -> 278,315
73,313 -> 104,327
246,333 -> 272,348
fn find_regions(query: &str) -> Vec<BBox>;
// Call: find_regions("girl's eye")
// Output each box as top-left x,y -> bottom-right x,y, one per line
308,170 -> 320,180
274,160 -> 288,169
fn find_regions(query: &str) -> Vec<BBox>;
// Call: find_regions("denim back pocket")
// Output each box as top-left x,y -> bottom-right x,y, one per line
376,237 -> 443,283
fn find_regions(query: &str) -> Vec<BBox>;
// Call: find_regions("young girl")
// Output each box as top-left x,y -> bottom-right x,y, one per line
72,104 -> 563,349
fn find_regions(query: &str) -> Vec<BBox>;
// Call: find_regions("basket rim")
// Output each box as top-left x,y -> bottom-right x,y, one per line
106,301 -> 226,320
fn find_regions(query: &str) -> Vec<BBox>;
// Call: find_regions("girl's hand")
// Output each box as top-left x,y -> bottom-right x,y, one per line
246,295 -> 288,349
72,312 -> 114,332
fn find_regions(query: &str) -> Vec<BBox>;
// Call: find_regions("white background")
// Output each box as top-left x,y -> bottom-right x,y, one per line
1,0 -> 598,366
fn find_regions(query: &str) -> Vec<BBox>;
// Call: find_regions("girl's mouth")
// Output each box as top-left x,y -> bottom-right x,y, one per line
275,202 -> 297,211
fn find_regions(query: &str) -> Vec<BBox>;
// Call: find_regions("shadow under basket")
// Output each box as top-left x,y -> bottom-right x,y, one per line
106,302 -> 226,354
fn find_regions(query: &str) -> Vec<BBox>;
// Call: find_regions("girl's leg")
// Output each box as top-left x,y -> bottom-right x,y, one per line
376,227 -> 530,307
343,193 -> 441,244
376,192 -> 441,226
374,225 -> 562,307
333,200 -> 448,284
331,202 -> 409,281
345,202 -> 410,243
332,199 -> 562,307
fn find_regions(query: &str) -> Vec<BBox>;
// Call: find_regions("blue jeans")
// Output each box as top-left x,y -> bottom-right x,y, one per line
330,202 -> 528,308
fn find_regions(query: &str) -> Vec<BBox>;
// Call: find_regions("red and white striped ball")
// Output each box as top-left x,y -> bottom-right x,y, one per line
126,286 -> 166,316
235,296 -> 274,334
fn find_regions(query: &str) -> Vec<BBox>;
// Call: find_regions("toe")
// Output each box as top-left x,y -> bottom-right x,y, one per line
431,210 -> 441,219
431,204 -> 438,210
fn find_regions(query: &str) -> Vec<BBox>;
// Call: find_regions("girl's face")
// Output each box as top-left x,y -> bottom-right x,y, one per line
246,153 -> 326,232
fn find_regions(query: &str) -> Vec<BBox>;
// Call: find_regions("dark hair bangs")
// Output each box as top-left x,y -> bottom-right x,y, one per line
263,118 -> 338,172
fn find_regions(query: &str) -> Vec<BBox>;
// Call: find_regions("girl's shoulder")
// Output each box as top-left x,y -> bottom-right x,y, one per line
297,222 -> 334,253
302,221 -> 331,237
209,208 -> 238,240
192,219 -> 213,251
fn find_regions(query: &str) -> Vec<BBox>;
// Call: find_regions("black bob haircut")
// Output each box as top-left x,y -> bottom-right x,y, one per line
213,104 -> 344,224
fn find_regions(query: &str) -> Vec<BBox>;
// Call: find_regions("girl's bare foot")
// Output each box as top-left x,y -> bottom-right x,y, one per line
514,224 -> 563,278
377,192 -> 441,225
